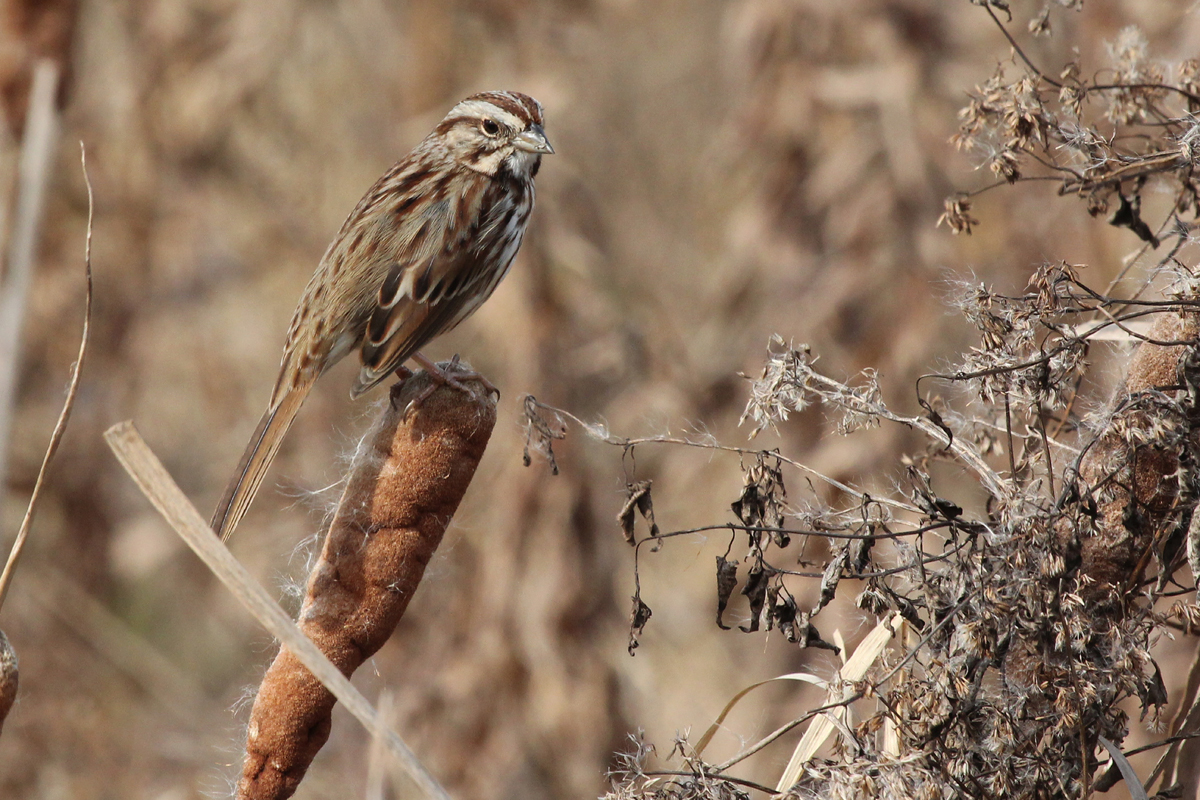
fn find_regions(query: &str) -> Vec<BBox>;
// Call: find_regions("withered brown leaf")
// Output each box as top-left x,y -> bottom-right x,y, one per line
715,555 -> 739,630
617,480 -> 659,545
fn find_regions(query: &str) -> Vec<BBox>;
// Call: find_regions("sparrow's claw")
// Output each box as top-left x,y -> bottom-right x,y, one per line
400,353 -> 499,411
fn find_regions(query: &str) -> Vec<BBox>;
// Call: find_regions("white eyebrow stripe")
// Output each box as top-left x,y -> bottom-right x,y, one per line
452,99 -> 527,130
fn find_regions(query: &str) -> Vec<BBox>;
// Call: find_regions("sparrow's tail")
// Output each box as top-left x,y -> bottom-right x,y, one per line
210,385 -> 309,542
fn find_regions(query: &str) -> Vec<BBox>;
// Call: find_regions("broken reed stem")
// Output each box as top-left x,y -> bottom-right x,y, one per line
104,382 -> 485,800
237,371 -> 496,799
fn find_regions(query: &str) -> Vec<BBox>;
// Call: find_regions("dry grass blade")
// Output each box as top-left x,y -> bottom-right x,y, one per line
366,690 -> 398,800
101,421 -> 451,800
0,140 -> 91,613
774,614 -> 901,793
0,58 -> 60,494
693,673 -> 828,758
1097,736 -> 1149,800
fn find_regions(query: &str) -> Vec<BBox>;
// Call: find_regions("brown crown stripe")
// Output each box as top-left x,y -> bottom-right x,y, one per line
433,94 -> 543,138
514,92 -> 544,125
464,91 -> 542,126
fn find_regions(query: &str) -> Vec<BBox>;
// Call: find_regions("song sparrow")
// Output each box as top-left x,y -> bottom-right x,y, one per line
211,90 -> 553,542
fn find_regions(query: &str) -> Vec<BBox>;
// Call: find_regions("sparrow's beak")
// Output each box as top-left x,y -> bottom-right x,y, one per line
514,125 -> 554,155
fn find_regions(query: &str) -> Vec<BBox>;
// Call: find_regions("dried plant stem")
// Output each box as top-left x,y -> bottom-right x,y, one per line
805,371 -> 1008,499
774,614 -> 902,791
0,141 -> 91,614
237,371 -> 496,799
103,410 -> 459,800
0,59 -> 60,494
524,397 -> 922,516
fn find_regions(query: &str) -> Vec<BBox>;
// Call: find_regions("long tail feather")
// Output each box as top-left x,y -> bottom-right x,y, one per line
210,386 -> 309,542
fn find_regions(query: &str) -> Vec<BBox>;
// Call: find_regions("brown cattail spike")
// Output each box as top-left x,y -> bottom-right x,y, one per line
237,368 -> 497,800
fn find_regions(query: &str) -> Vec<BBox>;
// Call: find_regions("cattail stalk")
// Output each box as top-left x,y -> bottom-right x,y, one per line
237,371 -> 497,800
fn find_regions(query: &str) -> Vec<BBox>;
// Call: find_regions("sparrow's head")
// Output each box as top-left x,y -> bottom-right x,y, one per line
435,90 -> 553,180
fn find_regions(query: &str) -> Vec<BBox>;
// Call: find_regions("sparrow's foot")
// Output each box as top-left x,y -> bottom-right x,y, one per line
405,353 -> 499,408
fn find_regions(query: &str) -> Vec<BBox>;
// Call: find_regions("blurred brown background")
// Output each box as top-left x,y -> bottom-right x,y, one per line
0,1 -> 1196,798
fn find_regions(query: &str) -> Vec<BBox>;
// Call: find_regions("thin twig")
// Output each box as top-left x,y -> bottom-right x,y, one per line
0,140 -> 90,613
806,370 -> 1008,499
527,397 -> 924,515
982,4 -> 1062,89
641,771 -> 777,795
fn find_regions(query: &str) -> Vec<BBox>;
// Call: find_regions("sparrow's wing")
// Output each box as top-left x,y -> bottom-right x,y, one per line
351,246 -> 499,398
350,181 -> 522,397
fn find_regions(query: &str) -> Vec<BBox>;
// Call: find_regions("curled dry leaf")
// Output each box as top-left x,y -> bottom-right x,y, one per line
730,455 -> 788,548
738,561 -> 772,634
521,394 -> 567,474
618,480 -> 658,545
715,555 -> 738,630
627,596 -> 652,656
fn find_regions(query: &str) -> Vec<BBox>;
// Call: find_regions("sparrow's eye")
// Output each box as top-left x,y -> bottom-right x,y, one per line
481,119 -> 500,136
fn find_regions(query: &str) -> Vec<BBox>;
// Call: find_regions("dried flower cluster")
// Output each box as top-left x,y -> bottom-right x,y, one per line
575,273 -> 1199,799
605,735 -> 759,800
944,2 -> 1200,248
575,6 -> 1200,798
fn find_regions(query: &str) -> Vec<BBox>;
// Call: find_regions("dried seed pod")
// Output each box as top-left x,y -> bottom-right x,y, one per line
237,370 -> 497,800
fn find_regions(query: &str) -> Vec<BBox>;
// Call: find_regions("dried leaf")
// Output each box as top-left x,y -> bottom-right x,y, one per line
738,562 -> 772,633
816,548 -> 849,612
715,555 -> 739,630
731,455 -> 789,547
628,595 -> 652,656
848,528 -> 875,573
1109,192 -> 1160,248
794,613 -> 838,652
1138,660 -> 1168,714
520,395 -> 567,474
764,585 -> 792,640
617,480 -> 658,545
